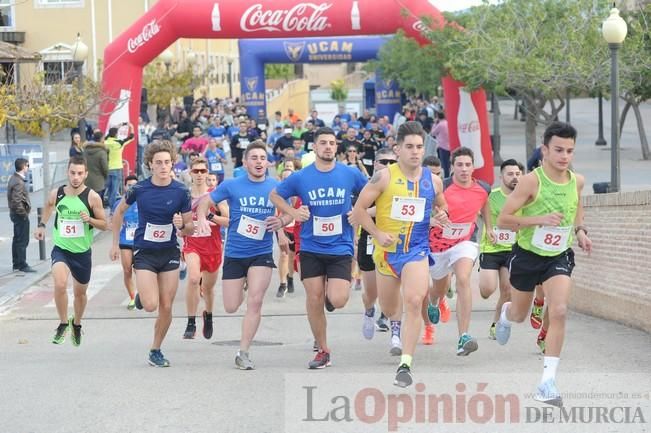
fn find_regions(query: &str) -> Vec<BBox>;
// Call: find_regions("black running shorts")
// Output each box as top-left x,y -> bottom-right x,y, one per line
51,246 -> 92,285
479,251 -> 512,270
133,247 -> 181,273
222,254 -> 276,280
300,251 -> 352,281
508,244 -> 575,292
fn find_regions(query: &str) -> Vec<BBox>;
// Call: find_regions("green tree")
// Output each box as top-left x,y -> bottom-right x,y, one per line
618,4 -> 651,160
265,64 -> 295,81
330,79 -> 348,104
427,0 -> 610,158
143,61 -> 200,121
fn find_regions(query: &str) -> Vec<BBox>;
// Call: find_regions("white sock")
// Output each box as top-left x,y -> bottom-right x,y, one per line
499,302 -> 512,326
541,356 -> 560,384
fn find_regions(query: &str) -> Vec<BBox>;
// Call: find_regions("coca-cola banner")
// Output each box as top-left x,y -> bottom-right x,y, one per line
99,0 -> 492,173
441,76 -> 494,185
239,36 -> 390,118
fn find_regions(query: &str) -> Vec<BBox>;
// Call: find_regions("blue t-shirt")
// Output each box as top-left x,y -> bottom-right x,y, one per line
205,148 -> 226,174
210,176 -> 279,258
113,198 -> 139,247
340,113 -> 352,123
228,126 -> 240,138
275,163 -> 367,256
207,125 -> 225,138
125,178 -> 192,249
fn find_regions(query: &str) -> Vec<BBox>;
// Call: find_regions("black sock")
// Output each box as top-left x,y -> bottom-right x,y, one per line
188,316 -> 196,325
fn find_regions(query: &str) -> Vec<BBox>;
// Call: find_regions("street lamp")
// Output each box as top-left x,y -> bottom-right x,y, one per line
595,90 -> 607,146
602,6 -> 627,193
159,48 -> 173,71
186,50 -> 197,67
71,33 -> 88,140
227,57 -> 233,99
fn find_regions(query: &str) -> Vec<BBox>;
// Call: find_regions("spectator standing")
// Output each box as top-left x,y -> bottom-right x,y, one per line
7,158 -> 34,272
69,132 -> 84,158
84,131 -> 109,200
430,111 -> 450,177
105,123 -> 135,209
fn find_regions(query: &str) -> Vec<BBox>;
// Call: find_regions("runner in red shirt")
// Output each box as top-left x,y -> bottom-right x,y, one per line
427,147 -> 492,356
181,157 -> 228,340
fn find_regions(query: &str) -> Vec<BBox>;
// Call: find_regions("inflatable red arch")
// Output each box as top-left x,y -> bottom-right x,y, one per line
99,0 -> 493,184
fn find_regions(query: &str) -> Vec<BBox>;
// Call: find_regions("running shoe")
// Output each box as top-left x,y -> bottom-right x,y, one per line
148,349 -> 170,367
235,350 -> 255,370
456,333 -> 478,356
427,301 -> 440,324
495,303 -> 512,345
422,324 -> 435,345
394,364 -> 413,388
287,277 -> 295,294
324,295 -> 335,312
534,379 -> 563,407
439,298 -> 451,323
134,293 -> 143,310
202,311 -> 213,340
362,308 -> 375,340
308,350 -> 331,369
183,322 -> 196,339
530,298 -> 544,329
375,314 -> 390,332
52,321 -> 69,345
389,335 -> 402,356
69,317 -> 82,347
537,328 -> 547,354
127,297 -> 136,310
488,322 -> 496,340
276,283 -> 287,298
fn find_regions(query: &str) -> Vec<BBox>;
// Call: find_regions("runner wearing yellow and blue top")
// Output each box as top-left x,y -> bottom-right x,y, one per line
477,160 -> 523,340
496,122 -> 592,407
270,127 -> 367,371
111,175 -> 139,310
352,121 -> 448,388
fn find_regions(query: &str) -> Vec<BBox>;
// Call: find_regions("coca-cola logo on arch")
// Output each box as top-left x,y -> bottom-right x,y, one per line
127,19 -> 160,53
458,121 -> 480,134
241,3 -> 332,32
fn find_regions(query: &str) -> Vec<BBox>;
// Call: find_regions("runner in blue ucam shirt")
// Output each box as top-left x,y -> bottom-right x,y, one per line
110,175 -> 139,310
197,140 -> 288,371
111,140 -> 193,368
270,127 -> 367,370
204,137 -> 227,184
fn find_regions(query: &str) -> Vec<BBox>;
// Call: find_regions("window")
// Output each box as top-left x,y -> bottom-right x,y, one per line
0,0 -> 15,28
35,0 -> 84,8
43,61 -> 78,85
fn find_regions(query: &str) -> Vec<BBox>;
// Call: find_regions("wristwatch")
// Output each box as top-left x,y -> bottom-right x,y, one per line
574,225 -> 588,236
207,212 -> 215,222
38,222 -> 46,228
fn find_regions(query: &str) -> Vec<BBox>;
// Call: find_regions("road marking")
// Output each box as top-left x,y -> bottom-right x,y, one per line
45,263 -> 122,308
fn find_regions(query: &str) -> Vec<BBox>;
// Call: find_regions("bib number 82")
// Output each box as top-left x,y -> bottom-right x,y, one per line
544,233 -> 561,246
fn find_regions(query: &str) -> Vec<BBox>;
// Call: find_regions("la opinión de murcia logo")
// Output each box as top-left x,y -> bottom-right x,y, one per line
127,19 -> 160,53
240,3 -> 332,32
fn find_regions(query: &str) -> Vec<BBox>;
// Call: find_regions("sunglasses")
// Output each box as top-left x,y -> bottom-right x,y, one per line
347,150 -> 357,153
378,159 -> 397,165
191,169 -> 208,174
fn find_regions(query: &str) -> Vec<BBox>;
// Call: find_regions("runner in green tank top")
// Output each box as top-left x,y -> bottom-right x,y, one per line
495,122 -> 592,408
34,156 -> 107,347
478,159 -> 523,340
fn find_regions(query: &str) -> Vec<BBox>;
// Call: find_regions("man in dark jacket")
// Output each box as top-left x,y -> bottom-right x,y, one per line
84,131 -> 109,201
7,158 -> 35,272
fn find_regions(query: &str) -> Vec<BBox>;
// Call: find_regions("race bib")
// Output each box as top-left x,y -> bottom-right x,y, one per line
125,225 -> 136,241
257,124 -> 267,131
237,138 -> 250,149
366,235 -> 374,255
442,223 -> 472,240
144,223 -> 173,242
307,142 -> 314,150
493,227 -> 516,245
390,197 -> 426,222
236,215 -> 266,240
210,162 -> 223,172
532,226 -> 571,253
60,220 -> 83,238
313,215 -> 342,236
362,158 -> 373,166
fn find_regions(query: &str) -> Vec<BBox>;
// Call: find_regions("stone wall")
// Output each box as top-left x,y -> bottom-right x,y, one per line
571,190 -> 651,334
